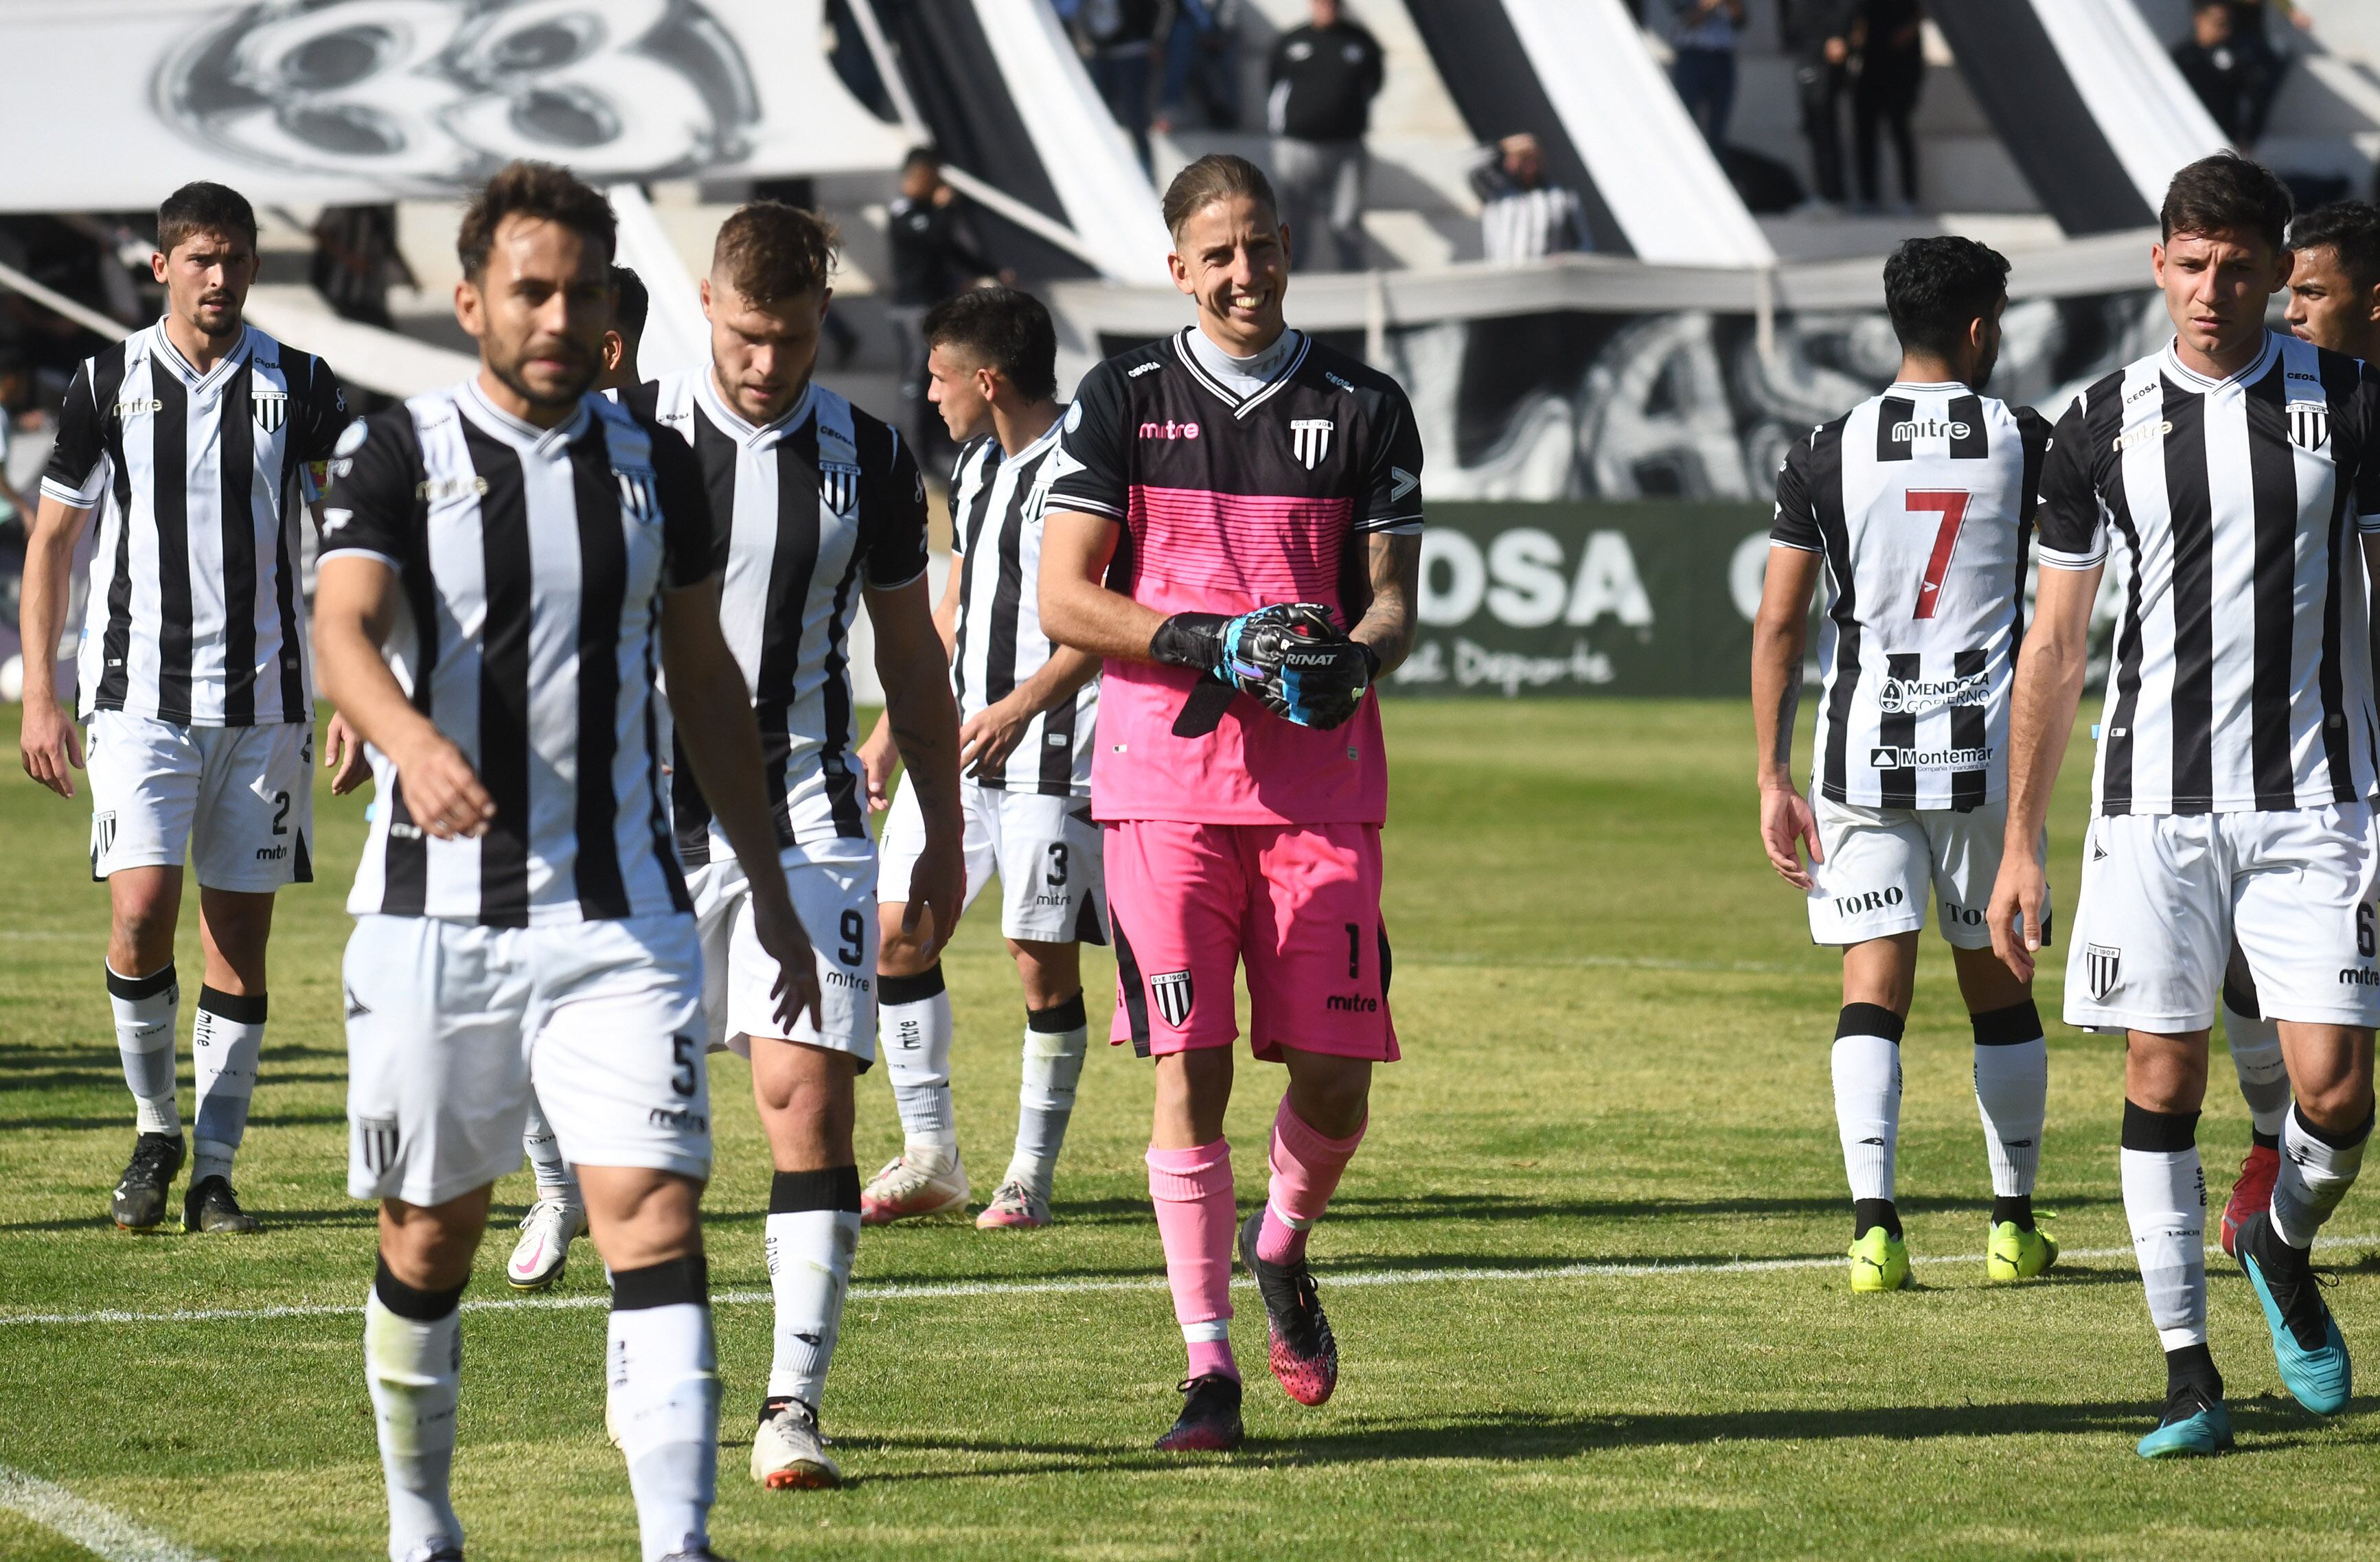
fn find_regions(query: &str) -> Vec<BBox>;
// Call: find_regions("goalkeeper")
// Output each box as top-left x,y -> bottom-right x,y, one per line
1038,152 -> 1425,1454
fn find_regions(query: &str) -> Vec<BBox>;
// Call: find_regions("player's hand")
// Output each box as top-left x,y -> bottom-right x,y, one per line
902,834 -> 967,960
391,733 -> 496,840
748,886 -> 823,1036
1987,851 -> 2050,982
1759,785 -> 1822,890
323,713 -> 371,795
959,695 -> 1032,778
857,726 -> 900,812
18,693 -> 84,799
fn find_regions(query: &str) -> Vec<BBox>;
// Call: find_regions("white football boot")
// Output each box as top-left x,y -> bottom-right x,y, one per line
507,1192 -> 585,1291
751,1398 -> 840,1489
975,1178 -> 1053,1229
859,1147 -> 970,1225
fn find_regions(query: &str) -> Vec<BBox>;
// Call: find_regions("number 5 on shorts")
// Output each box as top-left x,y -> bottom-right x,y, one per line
1907,490 -> 1970,621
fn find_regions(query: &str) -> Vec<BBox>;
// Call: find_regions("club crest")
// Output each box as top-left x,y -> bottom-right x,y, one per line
2086,943 -> 2122,1002
613,468 -> 659,525
1149,969 -> 1195,1028
2289,400 -> 2330,452
355,1116 -> 400,1175
818,461 -> 862,516
1290,418 -> 1334,470
251,389 -> 287,433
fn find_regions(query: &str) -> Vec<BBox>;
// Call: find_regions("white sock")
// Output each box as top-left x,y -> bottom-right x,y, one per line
1971,1003 -> 2046,1199
521,1093 -> 580,1202
608,1259 -> 718,1562
2270,1102 -> 2372,1250
364,1268 -> 464,1562
1007,996 -> 1088,1198
880,965 -> 956,1152
2120,1105 -> 2208,1349
108,962 -> 180,1137
2223,1001 -> 2291,1141
192,987 -> 265,1186
763,1169 -> 860,1409
1831,1007 -> 1903,1206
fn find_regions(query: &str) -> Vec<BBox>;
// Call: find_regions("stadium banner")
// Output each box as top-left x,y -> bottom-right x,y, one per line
1386,502 -> 1772,700
0,0 -> 911,213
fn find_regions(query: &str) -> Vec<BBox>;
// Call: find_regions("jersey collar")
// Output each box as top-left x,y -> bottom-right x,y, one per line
698,368 -> 816,448
148,320 -> 253,393
1171,327 -> 1309,417
2161,332 -> 2280,395
458,376 -> 590,458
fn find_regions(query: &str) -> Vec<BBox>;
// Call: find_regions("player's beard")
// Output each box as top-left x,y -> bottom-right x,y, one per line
490,334 -> 597,414
189,291 -> 243,341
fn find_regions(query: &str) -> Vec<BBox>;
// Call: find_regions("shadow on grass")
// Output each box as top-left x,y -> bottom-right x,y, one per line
0,1204 -> 378,1233
959,1191 -> 2128,1230
836,1396 -> 2357,1481
0,1112 -> 347,1134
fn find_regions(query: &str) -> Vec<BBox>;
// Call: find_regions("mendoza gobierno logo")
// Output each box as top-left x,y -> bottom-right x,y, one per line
157,0 -> 762,187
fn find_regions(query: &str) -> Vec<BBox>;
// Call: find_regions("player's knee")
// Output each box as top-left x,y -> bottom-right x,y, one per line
1009,939 -> 1081,1009
378,1193 -> 491,1289
877,906 -> 937,978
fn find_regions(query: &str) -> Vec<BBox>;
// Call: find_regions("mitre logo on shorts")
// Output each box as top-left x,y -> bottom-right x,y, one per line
251,389 -> 287,433
1875,671 -> 1988,715
2289,401 -> 2331,452
1868,744 -> 1991,770
1290,419 -> 1334,470
1149,970 -> 1195,1027
2086,943 -> 2122,1001
355,1116 -> 400,1175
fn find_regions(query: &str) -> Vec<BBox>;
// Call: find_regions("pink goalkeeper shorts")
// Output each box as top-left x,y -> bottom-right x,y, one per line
1105,819 -> 1398,1063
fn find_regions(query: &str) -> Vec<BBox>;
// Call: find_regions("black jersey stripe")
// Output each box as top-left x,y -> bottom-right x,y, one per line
640,617 -> 692,913
819,492 -> 869,840
1951,647 -> 1988,811
950,441 -> 1000,710
2092,383 -> 2145,816
1808,420 -> 1857,803
381,418 -> 437,917
1875,396 -> 1914,463
219,361 -> 258,726
1947,394 -> 1987,460
2245,364 -> 2300,809
2162,382 -> 2215,813
2321,350 -> 2366,801
670,406 -> 747,864
1879,651 -> 1919,807
91,343 -> 134,711
2013,409 -> 2050,654
466,425 -> 534,928
151,371 -> 194,724
270,462 -> 308,722
1037,679 -> 1078,796
983,457 -> 1027,708
569,421 -> 631,919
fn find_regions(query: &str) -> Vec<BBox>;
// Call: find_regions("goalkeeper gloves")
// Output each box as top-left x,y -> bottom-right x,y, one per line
1149,602 -> 1375,731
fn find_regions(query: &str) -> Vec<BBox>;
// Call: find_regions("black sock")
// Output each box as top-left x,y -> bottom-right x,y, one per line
1853,1197 -> 1901,1240
1991,1194 -> 2035,1231
2163,1342 -> 2222,1403
2253,1129 -> 2280,1151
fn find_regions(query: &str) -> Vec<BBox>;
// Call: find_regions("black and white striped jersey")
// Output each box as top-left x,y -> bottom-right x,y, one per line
320,380 -> 716,927
1773,382 -> 2050,809
42,322 -> 347,726
626,371 -> 929,863
948,420 -> 1097,796
2039,333 -> 2380,816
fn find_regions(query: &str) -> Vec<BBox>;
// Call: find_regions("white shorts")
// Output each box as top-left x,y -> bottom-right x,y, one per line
1806,796 -> 2046,950
686,846 -> 879,1064
343,912 -> 709,1206
2066,804 -> 2380,1033
85,711 -> 314,891
878,774 -> 1108,945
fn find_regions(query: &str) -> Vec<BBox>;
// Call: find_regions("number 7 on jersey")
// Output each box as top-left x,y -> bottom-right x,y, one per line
1907,490 -> 1971,621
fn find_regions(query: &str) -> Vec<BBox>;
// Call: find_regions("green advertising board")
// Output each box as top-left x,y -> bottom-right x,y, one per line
1385,502 -> 1776,699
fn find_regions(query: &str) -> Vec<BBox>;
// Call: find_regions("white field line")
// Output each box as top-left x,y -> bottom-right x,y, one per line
3,1234 -> 2374,1332
0,1463 -> 214,1562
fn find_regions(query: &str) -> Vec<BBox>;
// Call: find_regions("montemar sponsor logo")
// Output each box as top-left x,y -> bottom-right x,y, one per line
1875,670 -> 1987,714
1891,417 -> 1970,442
1868,744 -> 1992,769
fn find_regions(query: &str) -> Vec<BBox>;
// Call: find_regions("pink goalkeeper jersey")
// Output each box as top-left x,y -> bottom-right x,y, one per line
1045,329 -> 1425,825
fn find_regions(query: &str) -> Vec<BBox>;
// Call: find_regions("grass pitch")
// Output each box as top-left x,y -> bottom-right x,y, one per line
5,698 -> 2380,1561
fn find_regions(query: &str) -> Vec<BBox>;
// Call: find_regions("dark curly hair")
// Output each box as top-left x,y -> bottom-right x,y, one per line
1882,236 -> 2011,360
923,287 -> 1057,403
457,161 -> 615,281
2289,200 -> 2380,293
2162,152 -> 2293,255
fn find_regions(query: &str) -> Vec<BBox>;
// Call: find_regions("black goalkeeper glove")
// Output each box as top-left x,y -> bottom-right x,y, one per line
1149,603 -> 1373,732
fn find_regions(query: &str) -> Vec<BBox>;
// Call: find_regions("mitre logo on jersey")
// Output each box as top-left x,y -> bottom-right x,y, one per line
1139,419 -> 1201,439
2114,420 -> 2173,452
1890,418 -> 1970,443
1290,419 -> 1334,470
1875,671 -> 1988,714
2289,400 -> 2330,451
251,389 -> 287,433
113,398 -> 165,418
1149,970 -> 1195,1028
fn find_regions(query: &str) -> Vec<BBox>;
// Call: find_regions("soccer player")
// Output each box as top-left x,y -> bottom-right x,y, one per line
15,181 -> 348,1234
503,260 -> 656,1293
856,286 -> 1105,1230
1041,153 -> 1423,1451
2210,198 -> 2380,1256
314,161 -> 797,1562
1753,236 -> 2057,1294
1989,153 -> 2380,1459
623,201 -> 964,1490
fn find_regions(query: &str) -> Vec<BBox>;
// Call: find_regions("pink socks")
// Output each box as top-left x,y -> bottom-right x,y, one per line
1147,1140 -> 1238,1380
1257,1099 -> 1366,1266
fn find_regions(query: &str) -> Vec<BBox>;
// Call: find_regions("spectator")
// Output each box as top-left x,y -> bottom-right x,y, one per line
1068,0 -> 1173,175
1853,0 -> 1924,212
1782,0 -> 1855,210
309,204 -> 414,330
886,148 -> 1003,464
1156,0 -> 1242,134
2175,0 -> 2283,150
1667,0 -> 1745,152
1268,0 -> 1384,273
1469,133 -> 1590,264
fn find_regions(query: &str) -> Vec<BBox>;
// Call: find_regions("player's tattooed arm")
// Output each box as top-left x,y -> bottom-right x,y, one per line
1039,509 -> 1171,661
870,573 -> 968,954
1349,532 -> 1421,676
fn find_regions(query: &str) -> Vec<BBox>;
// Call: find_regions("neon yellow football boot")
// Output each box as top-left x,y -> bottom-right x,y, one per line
1984,1218 -> 2059,1283
1848,1227 -> 1912,1292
